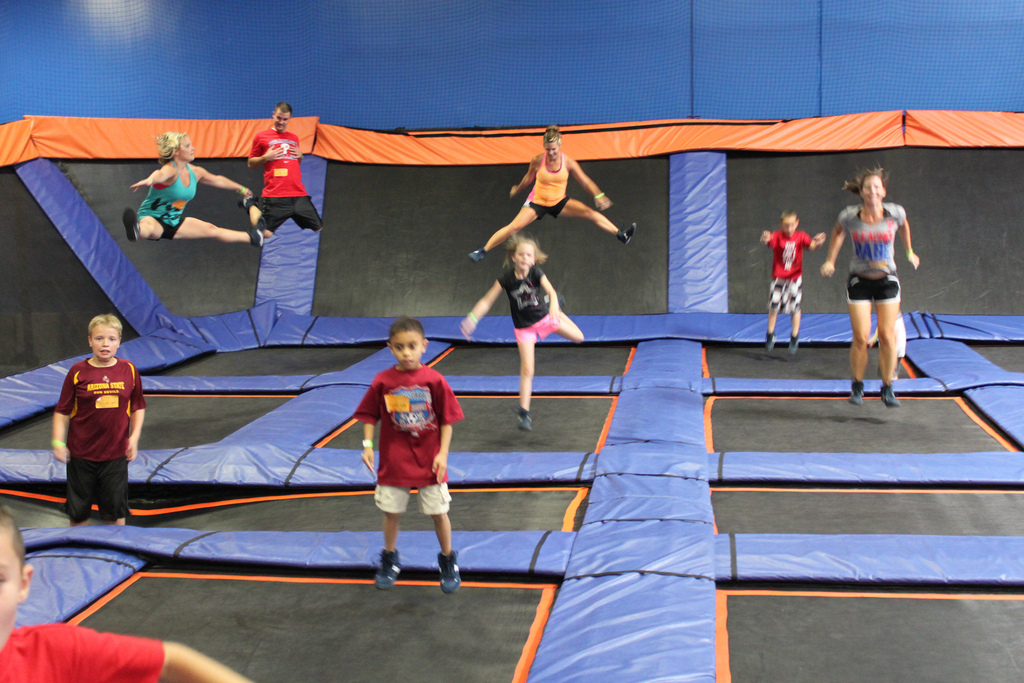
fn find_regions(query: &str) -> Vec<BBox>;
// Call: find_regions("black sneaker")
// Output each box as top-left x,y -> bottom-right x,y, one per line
438,550 -> 461,594
765,332 -> 775,351
617,222 -> 636,244
516,406 -> 532,431
249,226 -> 264,248
122,208 -> 140,242
469,248 -> 487,262
238,195 -> 258,211
849,380 -> 864,406
881,383 -> 901,408
789,335 -> 799,355
374,549 -> 401,590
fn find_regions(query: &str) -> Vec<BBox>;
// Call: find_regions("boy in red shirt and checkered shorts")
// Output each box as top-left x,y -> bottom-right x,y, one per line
761,212 -> 826,354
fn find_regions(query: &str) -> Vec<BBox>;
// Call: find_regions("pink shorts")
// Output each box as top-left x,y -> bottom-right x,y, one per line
515,314 -> 561,344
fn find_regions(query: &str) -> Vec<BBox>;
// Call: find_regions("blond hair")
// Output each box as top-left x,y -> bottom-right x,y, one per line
503,235 -> 548,268
156,132 -> 190,163
543,125 -> 561,146
88,314 -> 123,337
843,167 -> 887,195
780,211 -> 798,222
0,505 -> 25,566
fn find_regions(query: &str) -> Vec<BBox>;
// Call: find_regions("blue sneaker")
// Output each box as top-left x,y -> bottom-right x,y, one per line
881,383 -> 901,409
374,549 -> 400,590
765,332 -> 775,351
469,248 -> 487,262
516,406 -> 532,431
849,380 -> 864,406
438,551 -> 461,594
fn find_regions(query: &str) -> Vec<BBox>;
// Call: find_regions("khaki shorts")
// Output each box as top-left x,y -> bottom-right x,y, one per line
375,483 -> 451,515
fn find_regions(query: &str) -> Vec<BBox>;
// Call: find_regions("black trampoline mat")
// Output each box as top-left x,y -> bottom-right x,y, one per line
153,347 -> 382,377
2,487 -> 586,532
704,346 -> 909,380
432,345 -> 633,376
81,572 -> 554,683
721,588 -> 1024,683
970,345 -> 1024,374
706,397 -> 1008,453
324,396 -> 614,452
713,488 -> 1024,535
0,395 -> 293,450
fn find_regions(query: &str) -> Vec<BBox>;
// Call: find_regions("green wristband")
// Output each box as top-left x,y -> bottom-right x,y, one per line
468,312 -> 478,323
906,249 -> 915,259
51,439 -> 65,448
594,192 -> 606,200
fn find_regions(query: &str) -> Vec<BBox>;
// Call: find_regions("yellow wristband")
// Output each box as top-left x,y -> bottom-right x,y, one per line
906,249 -> 915,259
51,439 -> 65,448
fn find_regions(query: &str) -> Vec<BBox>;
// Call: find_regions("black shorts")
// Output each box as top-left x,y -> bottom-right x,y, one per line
260,196 -> 323,233
528,196 -> 569,219
65,457 -> 129,523
138,214 -> 182,239
847,273 -> 901,304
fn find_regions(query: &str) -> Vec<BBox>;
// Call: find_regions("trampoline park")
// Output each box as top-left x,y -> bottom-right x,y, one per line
7,4 -> 1024,682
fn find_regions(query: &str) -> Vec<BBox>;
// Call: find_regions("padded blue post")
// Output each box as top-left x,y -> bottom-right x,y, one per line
255,155 -> 327,314
668,152 -> 728,313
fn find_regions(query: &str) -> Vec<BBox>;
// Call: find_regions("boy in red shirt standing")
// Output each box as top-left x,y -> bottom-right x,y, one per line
51,315 -> 145,526
760,212 -> 826,354
356,317 -> 465,593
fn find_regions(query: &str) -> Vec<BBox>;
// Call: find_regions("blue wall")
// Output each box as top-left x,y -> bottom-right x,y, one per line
4,1 -> 1024,128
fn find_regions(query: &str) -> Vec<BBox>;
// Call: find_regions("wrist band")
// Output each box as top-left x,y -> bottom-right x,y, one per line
51,439 -> 65,448
594,193 -> 606,200
906,249 -> 915,259
362,439 -> 373,448
468,312 -> 478,323
238,187 -> 248,195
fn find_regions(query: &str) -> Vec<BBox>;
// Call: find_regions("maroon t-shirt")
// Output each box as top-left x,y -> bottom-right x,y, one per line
354,365 -> 464,487
55,359 -> 145,462
249,128 -> 307,197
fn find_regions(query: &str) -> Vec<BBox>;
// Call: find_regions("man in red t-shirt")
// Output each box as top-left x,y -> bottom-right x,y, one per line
247,102 -> 323,239
52,315 -> 145,526
760,212 -> 826,354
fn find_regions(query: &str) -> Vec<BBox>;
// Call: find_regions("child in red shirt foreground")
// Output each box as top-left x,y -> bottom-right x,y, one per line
760,212 -> 826,354
355,317 -> 465,593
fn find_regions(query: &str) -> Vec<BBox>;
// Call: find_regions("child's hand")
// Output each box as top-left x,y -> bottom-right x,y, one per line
361,448 -> 375,474
460,316 -> 477,340
813,232 -> 827,247
52,444 -> 69,463
760,230 -> 771,244
432,452 -> 448,483
125,437 -> 139,462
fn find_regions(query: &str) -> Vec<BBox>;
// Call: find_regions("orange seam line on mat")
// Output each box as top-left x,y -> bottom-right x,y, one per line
715,592 -> 732,683
711,486 -> 1024,495
314,417 -> 359,446
68,573 -> 145,625
459,394 -> 612,399
144,394 -> 298,398
704,396 -> 716,453
702,347 -> 710,379
427,347 -> 456,367
709,395 -> 951,401
902,358 -> 919,379
511,586 -> 557,683
953,396 -> 1019,452
717,589 -> 1024,601
0,488 -> 66,504
562,488 -> 589,532
139,572 -> 557,590
594,396 -> 618,453
622,346 -> 637,375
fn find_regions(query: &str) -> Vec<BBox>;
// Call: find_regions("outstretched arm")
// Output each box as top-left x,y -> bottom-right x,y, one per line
899,218 -> 920,269
192,165 -> 252,198
461,281 -> 503,338
566,157 -> 611,210
810,232 -> 827,250
130,163 -> 177,191
509,156 -> 542,198
160,641 -> 255,683
819,222 -> 845,277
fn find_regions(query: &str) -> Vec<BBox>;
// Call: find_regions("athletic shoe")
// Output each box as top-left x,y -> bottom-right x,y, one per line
238,195 -> 258,211
374,549 -> 401,590
469,248 -> 487,262
516,406 -> 532,431
789,335 -> 799,355
765,333 -> 775,351
617,222 -> 636,244
438,551 -> 461,594
122,208 -> 140,242
881,383 -> 901,408
249,226 -> 264,248
849,380 -> 864,406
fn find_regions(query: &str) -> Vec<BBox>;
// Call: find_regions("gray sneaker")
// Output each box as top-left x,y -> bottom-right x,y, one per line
849,380 -> 864,406
438,550 -> 461,594
516,406 -> 532,431
374,549 -> 401,590
881,383 -> 900,408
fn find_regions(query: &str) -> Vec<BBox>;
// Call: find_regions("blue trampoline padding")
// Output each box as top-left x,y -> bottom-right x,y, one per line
176,301 -> 279,352
905,338 -> 1024,390
964,386 -> 1024,449
620,339 -> 703,391
255,155 -> 326,315
217,385 -> 368,447
718,533 -> 1024,585
16,548 -> 148,627
22,527 -> 573,575
0,358 -> 81,428
713,451 -> 1024,484
444,376 -> 620,394
116,328 -> 216,373
140,375 -> 313,393
595,442 -> 709,480
925,314 -> 1024,342
584,475 -> 712,525
15,158 -> 170,336
264,314 -> 393,345
669,152 -> 727,313
702,377 -> 947,395
606,387 -> 704,447
566,520 -> 715,580
528,574 -> 715,683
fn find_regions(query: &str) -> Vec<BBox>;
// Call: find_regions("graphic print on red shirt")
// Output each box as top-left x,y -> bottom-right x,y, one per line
769,230 -> 813,280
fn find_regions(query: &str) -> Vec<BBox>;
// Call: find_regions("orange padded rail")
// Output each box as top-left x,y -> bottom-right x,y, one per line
906,110 -> 1024,148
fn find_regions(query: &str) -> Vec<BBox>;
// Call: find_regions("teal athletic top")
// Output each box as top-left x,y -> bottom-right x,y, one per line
137,163 -> 197,228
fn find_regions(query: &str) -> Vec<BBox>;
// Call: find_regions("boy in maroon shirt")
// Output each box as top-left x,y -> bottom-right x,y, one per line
760,212 -> 826,354
355,317 -> 465,593
51,314 -> 145,526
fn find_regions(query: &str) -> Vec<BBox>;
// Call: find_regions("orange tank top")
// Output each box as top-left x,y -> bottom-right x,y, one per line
531,153 -> 569,207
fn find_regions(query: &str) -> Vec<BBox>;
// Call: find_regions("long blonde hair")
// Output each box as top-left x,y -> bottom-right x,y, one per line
503,235 -> 549,268
156,132 -> 189,163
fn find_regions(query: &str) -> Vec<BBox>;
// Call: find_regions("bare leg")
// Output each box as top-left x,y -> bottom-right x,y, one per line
173,217 -> 253,244
767,310 -> 779,334
483,207 -> 539,252
875,301 -> 902,386
432,513 -> 452,555
848,303 -> 872,381
138,216 -> 165,240
560,199 -> 619,236
383,512 -> 401,552
791,311 -> 802,336
554,315 -> 585,344
517,338 -> 536,412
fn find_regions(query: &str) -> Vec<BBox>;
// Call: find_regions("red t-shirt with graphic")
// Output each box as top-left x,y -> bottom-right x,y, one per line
354,365 -> 464,488
0,623 -> 165,683
249,128 -> 307,197
55,358 -> 145,462
768,230 -> 813,280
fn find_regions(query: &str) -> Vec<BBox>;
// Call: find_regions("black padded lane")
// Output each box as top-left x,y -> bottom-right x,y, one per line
433,345 -> 632,376
82,573 -> 551,683
713,489 -> 1024,535
971,345 -> 1024,374
152,346 -> 382,376
0,395 -> 293,450
704,346 -> 901,380
324,396 -> 614,453
314,159 -> 668,317
722,589 -> 1024,683
706,397 -> 1008,453
2,488 -> 586,532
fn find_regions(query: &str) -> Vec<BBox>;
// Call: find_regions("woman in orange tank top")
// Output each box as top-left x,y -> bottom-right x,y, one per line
469,125 -> 636,261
